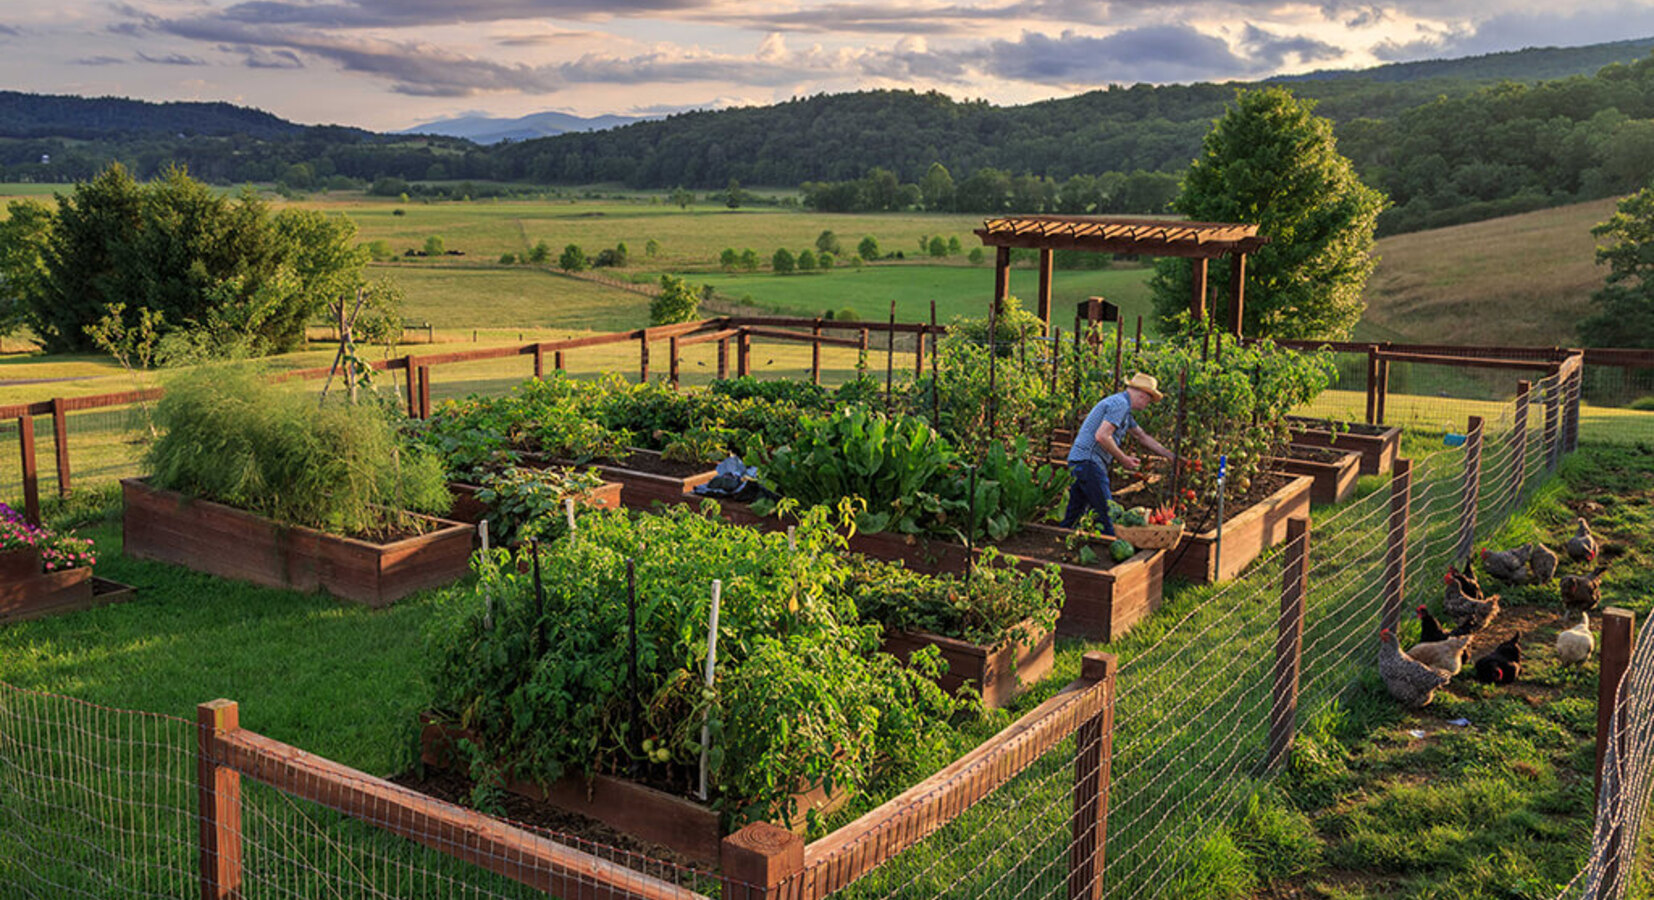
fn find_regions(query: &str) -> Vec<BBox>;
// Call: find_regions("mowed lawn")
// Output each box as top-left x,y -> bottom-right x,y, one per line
694,264 -> 1156,326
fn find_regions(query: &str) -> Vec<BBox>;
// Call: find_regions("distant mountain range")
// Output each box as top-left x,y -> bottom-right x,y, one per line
1272,36 -> 1654,84
397,110 -> 658,144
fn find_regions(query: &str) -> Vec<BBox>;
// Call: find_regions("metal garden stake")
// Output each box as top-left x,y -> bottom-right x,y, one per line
626,558 -> 641,775
1213,454 -> 1228,579
698,579 -> 722,801
479,520 -> 493,630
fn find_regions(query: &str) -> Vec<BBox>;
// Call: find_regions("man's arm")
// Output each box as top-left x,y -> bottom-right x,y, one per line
1128,425 -> 1175,461
1097,421 -> 1140,470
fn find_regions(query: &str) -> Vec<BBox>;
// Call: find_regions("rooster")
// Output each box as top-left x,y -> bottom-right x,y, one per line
1417,605 -> 1475,643
1444,575 -> 1501,631
1527,542 -> 1558,584
1406,634 -> 1470,676
1556,613 -> 1594,666
1565,518 -> 1599,563
1560,565 -> 1609,611
1473,632 -> 1522,685
1379,629 -> 1453,707
1480,544 -> 1533,585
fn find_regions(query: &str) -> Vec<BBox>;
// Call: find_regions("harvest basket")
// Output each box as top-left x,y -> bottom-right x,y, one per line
1112,523 -> 1184,550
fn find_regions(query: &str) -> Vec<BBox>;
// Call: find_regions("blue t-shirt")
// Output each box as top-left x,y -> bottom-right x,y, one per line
1068,391 -> 1137,466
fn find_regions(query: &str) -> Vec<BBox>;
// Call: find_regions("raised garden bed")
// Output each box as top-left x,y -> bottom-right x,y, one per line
1286,416 -> 1401,477
882,621 -> 1054,708
528,449 -> 718,510
992,523 -> 1167,641
418,716 -> 847,866
445,479 -> 624,527
0,546 -> 95,623
1270,444 -> 1362,505
1166,472 -> 1314,583
122,478 -> 475,608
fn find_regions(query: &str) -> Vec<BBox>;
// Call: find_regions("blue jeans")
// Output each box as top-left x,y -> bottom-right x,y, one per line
1059,458 -> 1114,533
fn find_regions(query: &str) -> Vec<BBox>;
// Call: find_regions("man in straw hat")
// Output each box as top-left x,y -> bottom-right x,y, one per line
1059,372 -> 1176,534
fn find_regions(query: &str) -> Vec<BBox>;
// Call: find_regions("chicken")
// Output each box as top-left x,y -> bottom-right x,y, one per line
1556,612 -> 1594,665
1417,605 -> 1474,644
1443,576 -> 1501,631
1480,544 -> 1534,585
1526,542 -> 1558,584
1406,634 -> 1470,676
1565,518 -> 1599,563
1560,565 -> 1609,612
1473,632 -> 1522,685
1446,560 -> 1483,599
1378,628 -> 1453,707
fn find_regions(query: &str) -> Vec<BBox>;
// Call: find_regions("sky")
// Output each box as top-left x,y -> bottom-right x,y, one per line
5,2 -> 1654,132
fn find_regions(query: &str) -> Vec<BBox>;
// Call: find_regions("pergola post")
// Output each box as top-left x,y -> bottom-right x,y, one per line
993,246 -> 1012,315
1037,248 -> 1054,333
1227,254 -> 1247,337
1189,258 -> 1208,324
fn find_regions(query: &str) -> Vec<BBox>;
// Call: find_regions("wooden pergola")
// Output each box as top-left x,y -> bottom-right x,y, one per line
973,215 -> 1270,336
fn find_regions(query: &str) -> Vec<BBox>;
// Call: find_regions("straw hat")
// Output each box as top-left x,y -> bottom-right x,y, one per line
1124,373 -> 1164,401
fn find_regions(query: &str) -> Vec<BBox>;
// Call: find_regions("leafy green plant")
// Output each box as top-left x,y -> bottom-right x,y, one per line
146,365 -> 451,534
425,503 -> 971,828
842,548 -> 1062,648
474,465 -> 607,545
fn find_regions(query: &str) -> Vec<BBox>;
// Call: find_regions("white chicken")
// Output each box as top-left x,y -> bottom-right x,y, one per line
1555,612 -> 1594,666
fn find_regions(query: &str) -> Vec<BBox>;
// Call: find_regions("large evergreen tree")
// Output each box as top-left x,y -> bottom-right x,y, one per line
1149,87 -> 1387,340
1580,186 -> 1654,347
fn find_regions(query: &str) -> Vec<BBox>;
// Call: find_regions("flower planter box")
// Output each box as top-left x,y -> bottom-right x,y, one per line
1167,474 -> 1314,583
530,449 -> 718,510
1285,417 -> 1401,477
0,546 -> 96,623
417,717 -> 847,866
122,478 -> 474,608
1269,445 -> 1362,506
444,480 -> 624,527
882,621 -> 1054,708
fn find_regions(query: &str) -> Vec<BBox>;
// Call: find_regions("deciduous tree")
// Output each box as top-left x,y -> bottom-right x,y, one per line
1581,186 -> 1654,347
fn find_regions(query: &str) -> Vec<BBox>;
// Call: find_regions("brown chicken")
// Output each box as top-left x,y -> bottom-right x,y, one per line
1444,576 -> 1501,631
1406,634 -> 1471,676
1560,565 -> 1609,611
1526,542 -> 1558,583
1417,605 -> 1475,643
1378,628 -> 1453,707
1480,544 -> 1533,584
1565,518 -> 1599,563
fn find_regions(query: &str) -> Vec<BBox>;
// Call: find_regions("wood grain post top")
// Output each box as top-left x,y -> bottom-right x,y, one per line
722,822 -> 803,885
1604,607 -> 1636,630
197,699 -> 240,731
1287,516 -> 1309,541
1080,652 -> 1117,683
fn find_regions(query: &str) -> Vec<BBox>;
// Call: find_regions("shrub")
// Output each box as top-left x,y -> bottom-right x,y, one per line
650,273 -> 701,325
559,244 -> 587,272
772,247 -> 796,274
423,235 -> 446,257
857,236 -> 879,260
146,366 -> 450,534
818,252 -> 835,270
527,240 -> 551,264
797,249 -> 817,271
498,252 -> 517,265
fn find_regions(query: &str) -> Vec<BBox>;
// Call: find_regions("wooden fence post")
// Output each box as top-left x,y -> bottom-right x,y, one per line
403,356 -> 418,417
718,339 -> 730,380
1381,459 -> 1412,636
1596,608 -> 1636,801
914,323 -> 925,377
811,320 -> 823,385
859,328 -> 870,359
417,366 -> 432,419
639,335 -> 650,384
533,344 -> 544,380
737,331 -> 752,378
18,415 -> 39,525
197,699 -> 243,900
554,350 -> 565,372
1376,353 -> 1391,425
1545,369 -> 1561,471
1510,380 -> 1530,508
50,398 -> 70,498
669,336 -> 680,388
1266,517 -> 1309,773
1596,607 -> 1636,896
721,822 -> 803,900
1455,416 -> 1484,562
1068,651 -> 1117,900
1365,346 -> 1379,425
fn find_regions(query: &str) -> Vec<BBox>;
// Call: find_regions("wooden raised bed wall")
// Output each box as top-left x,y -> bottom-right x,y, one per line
445,480 -> 624,527
882,620 -> 1056,709
1286,419 -> 1401,477
1270,446 -> 1362,505
122,479 -> 475,608
1169,474 -> 1314,583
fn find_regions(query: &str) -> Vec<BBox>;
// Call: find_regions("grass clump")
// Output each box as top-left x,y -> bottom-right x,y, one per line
146,365 -> 450,534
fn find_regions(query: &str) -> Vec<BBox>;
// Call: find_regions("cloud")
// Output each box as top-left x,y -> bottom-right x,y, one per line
73,55 -> 128,66
1239,24 -> 1343,69
971,26 -> 1255,85
0,24 -> 20,37
493,30 -> 602,47
205,0 -> 717,29
137,51 -> 209,66
223,45 -> 306,68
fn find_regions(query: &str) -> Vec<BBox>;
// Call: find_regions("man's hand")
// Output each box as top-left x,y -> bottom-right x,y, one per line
1118,453 -> 1141,470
